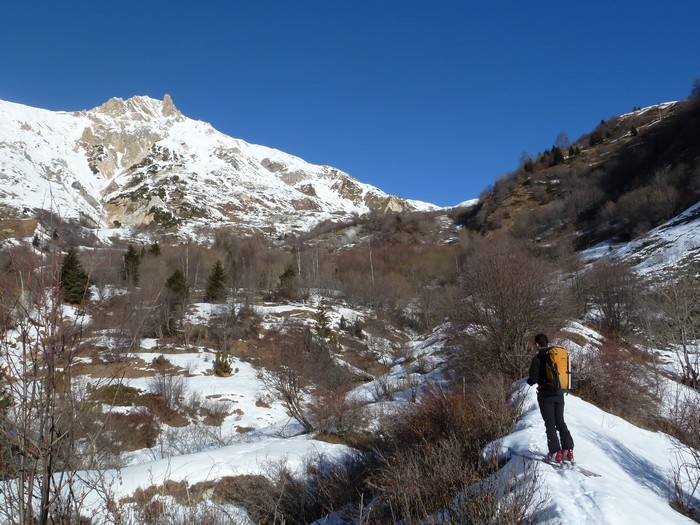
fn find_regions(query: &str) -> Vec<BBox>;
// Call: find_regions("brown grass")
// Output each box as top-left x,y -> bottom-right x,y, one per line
0,219 -> 38,240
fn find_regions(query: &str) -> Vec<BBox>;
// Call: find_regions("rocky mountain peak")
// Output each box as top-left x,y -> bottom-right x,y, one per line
161,94 -> 180,117
94,95 -> 182,121
0,95 -> 437,243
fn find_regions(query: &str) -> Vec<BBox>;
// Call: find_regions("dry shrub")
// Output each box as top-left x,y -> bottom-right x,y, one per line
366,374 -> 526,523
127,480 -> 236,525
91,383 -> 142,406
262,325 -> 355,433
141,392 -> 189,427
200,399 -> 232,426
108,408 -> 160,451
307,386 -> 367,438
211,467 -> 319,525
368,437 -> 541,525
454,235 -> 576,377
383,374 -> 515,462
210,452 -> 376,525
369,437 -> 467,523
192,374 -> 530,524
581,258 -> 648,337
148,368 -> 187,412
664,389 -> 700,520
574,342 -> 659,427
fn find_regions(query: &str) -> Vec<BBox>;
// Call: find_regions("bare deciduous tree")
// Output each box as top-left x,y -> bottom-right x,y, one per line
651,266 -> 700,388
0,243 -> 115,524
581,258 -> 647,337
453,236 -> 575,377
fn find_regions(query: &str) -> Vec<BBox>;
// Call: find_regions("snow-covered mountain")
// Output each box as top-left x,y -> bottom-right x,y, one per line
0,95 -> 438,240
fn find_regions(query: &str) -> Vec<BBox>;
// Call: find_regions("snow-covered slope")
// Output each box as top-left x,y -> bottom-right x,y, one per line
70,319 -> 699,525
0,95 -> 438,240
495,380 -> 696,524
613,201 -> 700,274
582,201 -> 700,275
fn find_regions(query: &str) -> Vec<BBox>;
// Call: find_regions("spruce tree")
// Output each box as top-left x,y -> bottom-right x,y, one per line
165,269 -> 189,334
121,244 -> 142,286
166,269 -> 189,306
314,306 -> 332,339
61,248 -> 90,304
205,259 -> 228,303
277,264 -> 297,300
551,146 -> 565,166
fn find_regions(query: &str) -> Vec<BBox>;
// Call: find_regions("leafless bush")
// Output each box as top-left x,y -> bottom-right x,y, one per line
368,436 -> 541,524
209,301 -> 261,355
307,386 -> 367,437
574,342 -> 659,427
212,373 -> 525,524
453,235 -> 576,377
646,268 -> 700,389
668,389 -> 700,519
149,369 -> 188,412
359,374 -> 525,522
209,460 -> 321,525
0,238 -> 126,523
386,376 -> 517,458
367,374 -> 400,402
580,258 -> 648,337
126,480 -> 246,525
263,325 -> 354,433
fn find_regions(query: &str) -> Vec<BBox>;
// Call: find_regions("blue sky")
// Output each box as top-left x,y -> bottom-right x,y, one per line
2,2 -> 699,207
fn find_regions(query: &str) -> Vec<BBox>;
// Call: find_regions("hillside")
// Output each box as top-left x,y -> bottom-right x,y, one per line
460,96 -> 700,251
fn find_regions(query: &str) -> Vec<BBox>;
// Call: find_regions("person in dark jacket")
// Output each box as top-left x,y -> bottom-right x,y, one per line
527,333 -> 574,462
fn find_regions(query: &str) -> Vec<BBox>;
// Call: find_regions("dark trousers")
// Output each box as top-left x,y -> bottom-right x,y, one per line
538,394 -> 574,454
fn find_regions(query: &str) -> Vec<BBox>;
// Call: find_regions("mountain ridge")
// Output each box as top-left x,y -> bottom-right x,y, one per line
0,95 -> 438,243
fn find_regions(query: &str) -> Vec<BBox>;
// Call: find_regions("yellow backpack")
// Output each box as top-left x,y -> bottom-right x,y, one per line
544,346 -> 571,391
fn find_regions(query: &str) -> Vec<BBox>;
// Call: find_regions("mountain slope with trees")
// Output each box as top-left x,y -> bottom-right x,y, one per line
0,90 -> 699,523
460,95 -> 700,251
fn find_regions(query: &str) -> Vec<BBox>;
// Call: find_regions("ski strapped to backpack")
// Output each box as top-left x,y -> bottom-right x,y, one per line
544,346 -> 571,391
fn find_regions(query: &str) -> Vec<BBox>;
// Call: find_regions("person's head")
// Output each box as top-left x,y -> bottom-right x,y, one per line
534,333 -> 549,349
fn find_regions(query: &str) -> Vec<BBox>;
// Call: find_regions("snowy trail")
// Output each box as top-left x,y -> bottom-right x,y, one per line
498,381 -> 697,524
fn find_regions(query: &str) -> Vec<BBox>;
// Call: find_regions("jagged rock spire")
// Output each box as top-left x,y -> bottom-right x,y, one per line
162,94 -> 180,117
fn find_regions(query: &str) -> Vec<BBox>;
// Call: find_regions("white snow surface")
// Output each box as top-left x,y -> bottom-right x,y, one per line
56,317 -> 698,524
494,381 -> 696,525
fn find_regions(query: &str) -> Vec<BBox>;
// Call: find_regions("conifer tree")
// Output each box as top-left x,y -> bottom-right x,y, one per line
61,247 -> 90,304
164,268 -> 189,334
166,268 -> 189,299
551,146 -> 565,166
277,264 -> 298,300
205,259 -> 228,303
121,244 -> 142,286
214,349 -> 233,376
313,305 -> 337,353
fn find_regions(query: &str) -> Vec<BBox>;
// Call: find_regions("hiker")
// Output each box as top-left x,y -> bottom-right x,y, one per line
527,333 -> 575,462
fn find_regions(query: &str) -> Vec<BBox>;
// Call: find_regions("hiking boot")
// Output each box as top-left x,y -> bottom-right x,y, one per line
565,449 -> 574,461
545,450 -> 563,463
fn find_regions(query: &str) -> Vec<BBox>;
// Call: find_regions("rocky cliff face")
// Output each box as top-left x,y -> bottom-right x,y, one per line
0,95 -> 436,242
